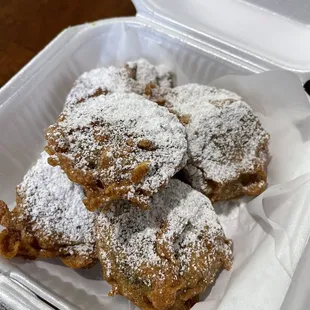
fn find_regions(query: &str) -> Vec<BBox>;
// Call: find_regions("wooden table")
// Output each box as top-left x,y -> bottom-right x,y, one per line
0,0 -> 136,87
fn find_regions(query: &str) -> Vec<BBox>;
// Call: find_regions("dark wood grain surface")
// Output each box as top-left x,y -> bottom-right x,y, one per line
0,0 -> 136,87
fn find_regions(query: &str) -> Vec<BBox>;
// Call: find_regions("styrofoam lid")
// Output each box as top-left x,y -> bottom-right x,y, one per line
133,0 -> 310,73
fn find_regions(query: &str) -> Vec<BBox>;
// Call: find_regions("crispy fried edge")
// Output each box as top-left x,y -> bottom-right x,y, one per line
0,200 -> 96,269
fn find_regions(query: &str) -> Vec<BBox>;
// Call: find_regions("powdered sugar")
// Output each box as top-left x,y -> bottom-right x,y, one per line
65,59 -> 172,111
47,93 -> 187,208
96,179 -> 232,286
17,152 -> 96,257
165,83 -> 241,112
165,84 -> 269,185
65,66 -> 137,109
127,59 -> 173,89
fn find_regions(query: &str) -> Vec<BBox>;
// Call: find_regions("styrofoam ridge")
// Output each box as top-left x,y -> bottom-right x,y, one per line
134,0 -> 310,72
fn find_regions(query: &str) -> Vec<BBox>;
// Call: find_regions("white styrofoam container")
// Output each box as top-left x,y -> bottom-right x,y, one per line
0,0 -> 309,309
136,0 -> 310,79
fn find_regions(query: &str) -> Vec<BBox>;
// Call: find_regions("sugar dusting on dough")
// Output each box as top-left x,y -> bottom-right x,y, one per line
17,152 -> 96,256
96,179 -> 232,286
127,59 -> 173,89
65,59 -> 172,110
165,84 -> 269,185
47,93 -> 187,206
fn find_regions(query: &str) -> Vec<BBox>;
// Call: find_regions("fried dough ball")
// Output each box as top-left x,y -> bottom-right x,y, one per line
0,152 -> 96,269
46,93 -> 187,210
96,179 -> 232,310
165,84 -> 269,201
